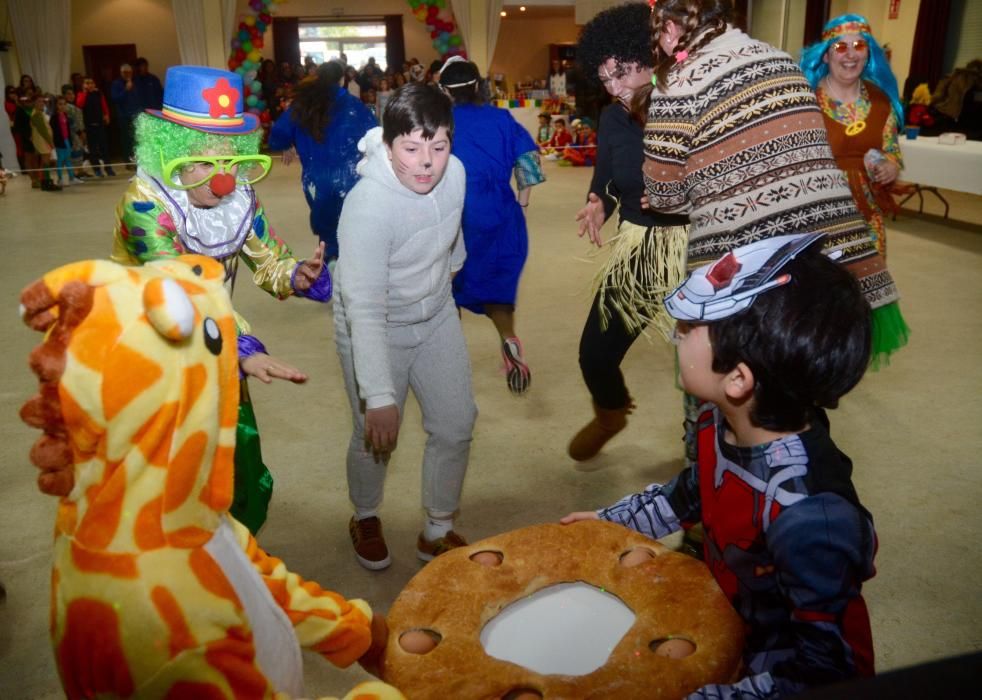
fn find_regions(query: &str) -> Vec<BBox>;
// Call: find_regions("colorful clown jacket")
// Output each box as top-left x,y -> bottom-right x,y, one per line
111,171 -> 315,316
600,404 -> 876,699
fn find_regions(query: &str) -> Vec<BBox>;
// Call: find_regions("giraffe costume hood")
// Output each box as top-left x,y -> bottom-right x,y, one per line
20,255 -> 402,700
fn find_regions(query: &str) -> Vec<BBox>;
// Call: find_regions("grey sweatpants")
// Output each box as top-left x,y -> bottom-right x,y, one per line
334,298 -> 477,515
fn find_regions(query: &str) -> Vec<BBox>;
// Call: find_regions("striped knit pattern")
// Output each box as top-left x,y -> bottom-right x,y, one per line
643,27 -> 899,309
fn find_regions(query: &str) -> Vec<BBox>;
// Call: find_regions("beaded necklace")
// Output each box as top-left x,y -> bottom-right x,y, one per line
820,79 -> 870,136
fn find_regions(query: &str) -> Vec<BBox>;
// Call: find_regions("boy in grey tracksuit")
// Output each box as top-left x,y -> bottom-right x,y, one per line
334,83 -> 477,570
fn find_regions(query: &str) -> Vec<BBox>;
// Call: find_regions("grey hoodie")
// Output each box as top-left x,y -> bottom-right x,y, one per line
335,126 -> 467,409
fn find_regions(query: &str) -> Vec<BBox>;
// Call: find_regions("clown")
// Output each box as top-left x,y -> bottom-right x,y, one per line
111,66 -> 331,534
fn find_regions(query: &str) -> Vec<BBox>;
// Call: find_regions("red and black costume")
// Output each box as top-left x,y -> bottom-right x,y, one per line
599,405 -> 877,699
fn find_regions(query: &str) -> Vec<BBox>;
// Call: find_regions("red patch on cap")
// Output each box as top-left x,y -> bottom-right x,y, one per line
706,252 -> 742,290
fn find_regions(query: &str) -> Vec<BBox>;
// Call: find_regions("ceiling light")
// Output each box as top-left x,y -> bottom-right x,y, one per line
520,5 -> 527,10
500,11 -> 507,17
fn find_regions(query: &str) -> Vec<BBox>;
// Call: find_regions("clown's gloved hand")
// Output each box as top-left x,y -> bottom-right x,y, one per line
293,241 -> 330,300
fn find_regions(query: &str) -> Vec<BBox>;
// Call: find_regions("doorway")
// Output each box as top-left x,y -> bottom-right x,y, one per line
82,43 -> 137,162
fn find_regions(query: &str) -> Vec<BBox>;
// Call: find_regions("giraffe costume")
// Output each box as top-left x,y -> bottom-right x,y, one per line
20,255 -> 403,700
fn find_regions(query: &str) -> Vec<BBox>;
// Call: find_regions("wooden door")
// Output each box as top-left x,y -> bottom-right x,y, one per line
82,43 -> 138,161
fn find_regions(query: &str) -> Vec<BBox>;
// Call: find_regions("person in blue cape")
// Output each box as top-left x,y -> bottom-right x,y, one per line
269,60 -> 377,269
438,58 -> 545,395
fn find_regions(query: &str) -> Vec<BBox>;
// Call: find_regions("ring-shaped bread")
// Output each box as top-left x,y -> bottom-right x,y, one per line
383,520 -> 744,699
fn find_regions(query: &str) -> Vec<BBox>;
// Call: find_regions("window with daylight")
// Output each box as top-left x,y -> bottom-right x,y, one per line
299,21 -> 388,71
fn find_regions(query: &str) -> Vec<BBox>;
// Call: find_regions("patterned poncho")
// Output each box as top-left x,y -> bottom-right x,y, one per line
643,26 -> 899,310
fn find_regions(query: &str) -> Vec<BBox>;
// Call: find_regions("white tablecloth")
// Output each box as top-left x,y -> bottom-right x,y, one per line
507,106 -> 545,140
899,136 -> 982,195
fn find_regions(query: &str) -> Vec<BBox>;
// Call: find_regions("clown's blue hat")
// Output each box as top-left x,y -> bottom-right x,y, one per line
146,66 -> 258,135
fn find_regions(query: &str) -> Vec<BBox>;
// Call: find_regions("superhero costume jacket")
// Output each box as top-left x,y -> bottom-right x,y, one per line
599,405 -> 877,699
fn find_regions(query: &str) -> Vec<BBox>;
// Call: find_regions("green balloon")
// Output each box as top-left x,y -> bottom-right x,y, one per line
242,40 -> 253,53
450,35 -> 461,47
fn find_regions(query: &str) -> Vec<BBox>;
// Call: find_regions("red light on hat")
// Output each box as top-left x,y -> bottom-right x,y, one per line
706,252 -> 742,290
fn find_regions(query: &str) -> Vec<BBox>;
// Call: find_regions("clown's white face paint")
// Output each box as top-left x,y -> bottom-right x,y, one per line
479,582 -> 636,675
386,127 -> 451,195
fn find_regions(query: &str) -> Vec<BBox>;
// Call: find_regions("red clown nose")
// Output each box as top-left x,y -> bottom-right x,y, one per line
210,172 -> 236,197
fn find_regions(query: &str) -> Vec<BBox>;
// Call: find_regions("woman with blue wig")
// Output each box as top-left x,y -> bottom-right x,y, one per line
801,14 -> 903,259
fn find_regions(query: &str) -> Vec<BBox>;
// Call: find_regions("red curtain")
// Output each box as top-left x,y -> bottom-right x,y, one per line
907,0 -> 952,96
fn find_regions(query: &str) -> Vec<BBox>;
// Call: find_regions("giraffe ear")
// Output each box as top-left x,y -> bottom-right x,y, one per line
144,277 -> 195,341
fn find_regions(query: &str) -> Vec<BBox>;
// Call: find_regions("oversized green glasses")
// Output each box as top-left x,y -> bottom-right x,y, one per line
161,153 -> 272,190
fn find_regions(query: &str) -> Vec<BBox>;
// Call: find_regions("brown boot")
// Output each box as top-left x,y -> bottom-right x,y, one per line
568,402 -> 633,461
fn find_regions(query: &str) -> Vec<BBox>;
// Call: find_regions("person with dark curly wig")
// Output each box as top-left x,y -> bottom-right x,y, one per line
643,0 -> 907,368
269,60 -> 377,268
567,1 -> 690,461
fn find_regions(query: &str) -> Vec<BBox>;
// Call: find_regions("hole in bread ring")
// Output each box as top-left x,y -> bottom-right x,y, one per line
650,637 -> 697,658
501,689 -> 543,700
618,547 -> 658,567
398,628 -> 442,655
470,550 -> 504,567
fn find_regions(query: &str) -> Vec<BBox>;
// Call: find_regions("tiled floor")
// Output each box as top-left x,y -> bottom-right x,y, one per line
1,162 -> 979,696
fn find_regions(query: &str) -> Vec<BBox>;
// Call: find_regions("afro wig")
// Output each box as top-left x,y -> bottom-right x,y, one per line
577,2 -> 654,89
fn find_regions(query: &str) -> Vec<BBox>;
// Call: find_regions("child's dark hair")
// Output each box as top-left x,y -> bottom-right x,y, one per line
382,82 -> 454,145
708,248 -> 871,432
289,60 -> 345,142
438,60 -> 484,106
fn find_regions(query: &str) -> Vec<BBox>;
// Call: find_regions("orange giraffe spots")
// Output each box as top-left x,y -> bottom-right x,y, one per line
135,496 -> 165,550
150,586 -> 198,658
164,430 -> 207,513
57,598 -> 135,698
71,541 -> 138,579
132,400 -> 179,468
204,628 -> 269,700
102,342 -> 163,421
189,548 -> 240,606
178,364 -> 208,427
200,443 -> 234,511
22,258 -> 403,699
75,458 -> 127,549
71,291 -> 122,372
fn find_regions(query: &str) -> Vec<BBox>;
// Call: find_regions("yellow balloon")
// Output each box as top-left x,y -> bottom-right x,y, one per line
248,50 -> 262,63
244,16 -> 256,26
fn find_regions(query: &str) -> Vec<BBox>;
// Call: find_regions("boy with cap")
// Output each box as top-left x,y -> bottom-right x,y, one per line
562,233 -> 877,698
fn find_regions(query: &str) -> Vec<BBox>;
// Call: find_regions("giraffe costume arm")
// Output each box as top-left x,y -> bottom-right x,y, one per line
227,517 -> 376,668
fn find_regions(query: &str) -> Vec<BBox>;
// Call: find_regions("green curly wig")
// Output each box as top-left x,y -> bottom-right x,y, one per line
134,113 -> 262,180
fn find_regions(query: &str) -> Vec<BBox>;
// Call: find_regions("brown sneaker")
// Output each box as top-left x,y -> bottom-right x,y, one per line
416,530 -> 468,562
349,516 -> 391,570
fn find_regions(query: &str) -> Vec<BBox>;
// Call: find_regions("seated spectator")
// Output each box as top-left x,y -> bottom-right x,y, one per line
541,117 -> 573,159
561,117 -> 597,167
536,112 -> 553,145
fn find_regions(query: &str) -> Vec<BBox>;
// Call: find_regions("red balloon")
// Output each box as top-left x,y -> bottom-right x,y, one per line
254,38 -> 264,48
428,5 -> 438,17
430,30 -> 439,38
235,48 -> 246,60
